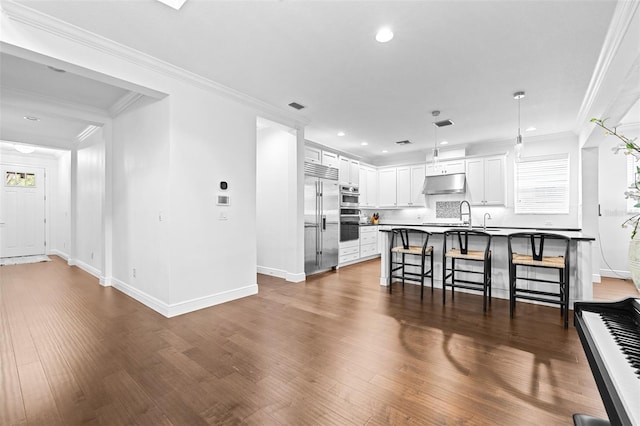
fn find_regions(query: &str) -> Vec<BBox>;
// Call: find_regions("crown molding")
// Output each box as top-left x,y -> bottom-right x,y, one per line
574,0 -> 640,133
108,91 -> 143,117
1,1 -> 310,130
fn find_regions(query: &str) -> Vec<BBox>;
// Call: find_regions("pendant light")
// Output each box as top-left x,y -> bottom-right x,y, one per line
514,91 -> 525,161
432,110 -> 440,167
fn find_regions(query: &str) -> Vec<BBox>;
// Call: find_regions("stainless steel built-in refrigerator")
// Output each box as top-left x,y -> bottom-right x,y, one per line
304,162 -> 339,275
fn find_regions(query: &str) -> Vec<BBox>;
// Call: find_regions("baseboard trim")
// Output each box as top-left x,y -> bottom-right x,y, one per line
48,249 -> 69,260
592,273 -> 602,283
286,272 -> 305,283
257,266 -> 287,279
70,258 -> 102,280
167,284 -> 258,318
111,277 -> 259,318
111,277 -> 170,317
600,269 -> 630,279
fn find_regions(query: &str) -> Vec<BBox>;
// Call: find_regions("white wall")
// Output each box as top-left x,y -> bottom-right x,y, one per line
73,128 -> 105,277
598,137 -> 634,278
256,126 -> 295,278
54,151 -> 71,258
111,96 -> 171,303
167,83 -> 259,310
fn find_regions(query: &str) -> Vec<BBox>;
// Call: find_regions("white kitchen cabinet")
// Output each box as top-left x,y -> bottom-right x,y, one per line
339,156 -> 360,185
339,239 -> 360,264
359,165 -> 378,207
387,164 -> 426,207
322,151 -> 339,169
465,154 -> 506,206
305,146 -> 322,164
378,167 -> 397,207
396,167 -> 411,206
425,159 -> 465,176
409,164 -> 426,206
359,226 -> 379,258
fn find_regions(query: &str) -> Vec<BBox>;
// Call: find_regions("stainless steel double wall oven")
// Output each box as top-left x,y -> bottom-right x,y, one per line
339,185 -> 360,242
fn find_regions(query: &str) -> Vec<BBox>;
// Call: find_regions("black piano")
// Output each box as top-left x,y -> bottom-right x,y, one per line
574,298 -> 640,426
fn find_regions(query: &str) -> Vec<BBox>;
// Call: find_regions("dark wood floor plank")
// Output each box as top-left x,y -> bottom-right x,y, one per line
0,302 -> 28,426
2,256 -> 635,424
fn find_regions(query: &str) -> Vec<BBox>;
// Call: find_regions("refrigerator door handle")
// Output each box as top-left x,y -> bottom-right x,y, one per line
322,215 -> 327,231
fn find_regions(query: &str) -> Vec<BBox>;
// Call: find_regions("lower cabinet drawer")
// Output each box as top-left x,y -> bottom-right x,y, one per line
360,233 -> 377,245
360,243 -> 378,257
340,245 -> 359,256
339,252 -> 360,264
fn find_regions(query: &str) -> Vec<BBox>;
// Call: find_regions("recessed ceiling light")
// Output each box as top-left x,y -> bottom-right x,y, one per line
24,116 -> 40,121
14,145 -> 35,154
440,141 -> 449,145
376,27 -> 394,43
525,127 -> 536,132
361,142 -> 368,146
337,131 -> 345,137
47,65 -> 66,73
382,150 -> 388,153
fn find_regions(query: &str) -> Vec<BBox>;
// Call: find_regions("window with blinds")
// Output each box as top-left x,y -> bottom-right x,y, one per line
515,154 -> 569,214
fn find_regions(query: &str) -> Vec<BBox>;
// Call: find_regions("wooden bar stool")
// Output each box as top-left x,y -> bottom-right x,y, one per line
508,232 -> 571,328
389,228 -> 434,299
442,230 -> 492,312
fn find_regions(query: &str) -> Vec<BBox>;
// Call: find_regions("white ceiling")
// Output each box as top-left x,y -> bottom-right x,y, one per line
1,0 -> 625,164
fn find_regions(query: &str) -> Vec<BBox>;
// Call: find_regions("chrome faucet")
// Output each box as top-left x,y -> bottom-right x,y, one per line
483,213 -> 492,231
459,200 -> 472,229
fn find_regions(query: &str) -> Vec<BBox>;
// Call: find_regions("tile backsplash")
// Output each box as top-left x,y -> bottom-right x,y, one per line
436,201 -> 461,219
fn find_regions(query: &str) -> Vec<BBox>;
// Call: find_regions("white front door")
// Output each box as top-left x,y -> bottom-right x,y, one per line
0,165 -> 46,258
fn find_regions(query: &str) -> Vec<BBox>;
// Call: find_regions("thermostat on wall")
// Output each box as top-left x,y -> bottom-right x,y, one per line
217,194 -> 230,206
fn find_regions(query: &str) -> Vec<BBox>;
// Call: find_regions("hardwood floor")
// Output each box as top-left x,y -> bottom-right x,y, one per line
1,256 -> 636,425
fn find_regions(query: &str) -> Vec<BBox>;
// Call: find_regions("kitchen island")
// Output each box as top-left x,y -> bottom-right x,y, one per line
379,225 -> 596,307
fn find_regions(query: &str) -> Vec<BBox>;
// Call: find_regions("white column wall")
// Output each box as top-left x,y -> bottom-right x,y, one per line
111,96 -> 171,304
73,129 -> 105,278
167,85 -> 258,312
256,127 -> 293,278
54,151 -> 71,258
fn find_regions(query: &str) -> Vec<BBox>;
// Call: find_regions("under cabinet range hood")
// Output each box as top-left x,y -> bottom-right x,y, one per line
422,173 -> 466,195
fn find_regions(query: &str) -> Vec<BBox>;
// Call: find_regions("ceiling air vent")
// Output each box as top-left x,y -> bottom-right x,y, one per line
434,119 -> 454,127
395,140 -> 412,145
288,102 -> 306,110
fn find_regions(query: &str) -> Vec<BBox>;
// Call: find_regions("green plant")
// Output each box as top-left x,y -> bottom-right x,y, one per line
591,118 -> 640,238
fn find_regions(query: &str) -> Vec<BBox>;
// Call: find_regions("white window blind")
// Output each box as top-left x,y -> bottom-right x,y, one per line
515,154 -> 569,214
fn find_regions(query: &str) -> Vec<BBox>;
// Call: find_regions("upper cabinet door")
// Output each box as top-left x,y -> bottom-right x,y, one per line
378,168 -> 397,207
396,167 -> 411,206
305,146 -> 322,164
338,156 -> 350,184
465,158 -> 485,205
483,156 -> 506,205
349,159 -> 360,186
322,151 -> 339,169
465,155 -> 506,206
410,164 -> 426,206
366,167 -> 378,207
